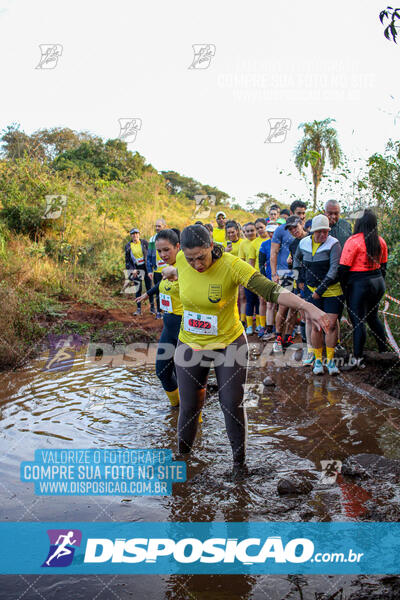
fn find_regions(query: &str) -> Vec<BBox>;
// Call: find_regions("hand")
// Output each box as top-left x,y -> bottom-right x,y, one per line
305,304 -> 330,333
162,266 -> 178,281
131,270 -> 138,278
312,292 -> 320,300
287,256 -> 293,266
135,292 -> 148,304
148,272 -> 153,280
298,282 -> 304,291
272,273 -> 279,283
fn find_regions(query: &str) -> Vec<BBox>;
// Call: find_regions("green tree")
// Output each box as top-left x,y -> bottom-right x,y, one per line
366,139 -> 400,250
294,118 -> 342,211
53,139 -> 149,181
0,158 -> 67,238
0,124 -> 96,162
161,171 -> 229,204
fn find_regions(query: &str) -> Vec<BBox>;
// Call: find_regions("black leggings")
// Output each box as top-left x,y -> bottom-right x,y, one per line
135,268 -> 154,309
153,272 -> 163,312
175,334 -> 248,464
346,273 -> 388,358
155,313 -> 181,392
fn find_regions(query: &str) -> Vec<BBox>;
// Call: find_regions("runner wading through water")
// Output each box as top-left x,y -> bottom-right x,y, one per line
162,224 -> 329,470
135,229 -> 204,422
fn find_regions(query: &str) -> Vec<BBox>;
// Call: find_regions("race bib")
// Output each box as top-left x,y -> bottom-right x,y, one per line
135,256 -> 144,266
156,251 -> 167,270
183,310 -> 218,335
160,293 -> 172,313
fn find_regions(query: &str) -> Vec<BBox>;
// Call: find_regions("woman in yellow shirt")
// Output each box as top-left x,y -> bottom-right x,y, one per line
135,229 -> 183,407
248,218 -> 269,336
238,222 -> 260,334
225,220 -> 245,322
162,224 -> 329,469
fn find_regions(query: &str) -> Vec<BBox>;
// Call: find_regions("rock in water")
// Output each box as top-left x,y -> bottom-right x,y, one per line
277,477 -> 313,495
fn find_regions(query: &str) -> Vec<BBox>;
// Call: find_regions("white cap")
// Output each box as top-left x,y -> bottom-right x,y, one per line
310,214 -> 331,233
216,211 -> 226,218
266,222 -> 279,232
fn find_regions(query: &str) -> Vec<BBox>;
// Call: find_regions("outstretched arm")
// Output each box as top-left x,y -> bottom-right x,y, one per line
246,272 -> 329,333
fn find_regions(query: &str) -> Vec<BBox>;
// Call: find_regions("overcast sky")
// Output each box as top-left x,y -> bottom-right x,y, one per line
1,0 -> 399,208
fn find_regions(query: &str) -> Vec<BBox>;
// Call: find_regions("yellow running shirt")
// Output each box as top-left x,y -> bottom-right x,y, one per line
238,238 -> 253,262
227,238 -> 243,257
212,227 -> 226,245
176,251 -> 258,349
154,250 -> 168,273
158,263 -> 183,316
130,242 -> 144,266
248,237 -> 266,271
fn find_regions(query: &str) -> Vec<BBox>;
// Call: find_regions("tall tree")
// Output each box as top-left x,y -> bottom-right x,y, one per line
294,118 -> 342,211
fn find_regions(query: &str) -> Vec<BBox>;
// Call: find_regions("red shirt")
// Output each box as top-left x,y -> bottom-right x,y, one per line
340,233 -> 388,272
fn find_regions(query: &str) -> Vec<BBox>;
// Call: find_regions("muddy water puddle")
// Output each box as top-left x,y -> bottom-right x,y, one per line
1,351 -> 400,599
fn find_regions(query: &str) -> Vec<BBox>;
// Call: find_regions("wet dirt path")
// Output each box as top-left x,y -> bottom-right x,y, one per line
1,343 -> 400,599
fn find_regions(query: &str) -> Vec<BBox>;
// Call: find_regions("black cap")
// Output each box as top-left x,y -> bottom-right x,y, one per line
284,216 -> 302,230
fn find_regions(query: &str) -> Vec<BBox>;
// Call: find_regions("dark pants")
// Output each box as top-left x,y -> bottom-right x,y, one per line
153,272 -> 163,312
135,268 -> 154,309
244,287 -> 259,316
156,313 -> 181,392
346,273 -> 388,358
175,334 -> 248,464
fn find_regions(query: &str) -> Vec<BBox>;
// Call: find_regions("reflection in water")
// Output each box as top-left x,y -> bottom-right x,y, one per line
1,354 -> 400,598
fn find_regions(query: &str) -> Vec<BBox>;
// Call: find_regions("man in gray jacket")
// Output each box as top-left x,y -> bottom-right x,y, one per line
324,199 -> 352,250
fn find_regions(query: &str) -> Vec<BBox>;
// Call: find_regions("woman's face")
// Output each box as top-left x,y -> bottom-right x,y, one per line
226,226 -> 239,242
245,225 -> 257,240
183,245 -> 213,272
155,239 -> 180,265
269,210 -> 278,222
313,229 -> 329,244
255,221 -> 267,237
131,232 -> 140,243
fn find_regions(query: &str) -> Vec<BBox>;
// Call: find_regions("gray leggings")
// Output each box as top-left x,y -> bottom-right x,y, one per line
174,334 -> 248,464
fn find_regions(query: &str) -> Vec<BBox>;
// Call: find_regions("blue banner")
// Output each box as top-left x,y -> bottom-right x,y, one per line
0,522 -> 399,574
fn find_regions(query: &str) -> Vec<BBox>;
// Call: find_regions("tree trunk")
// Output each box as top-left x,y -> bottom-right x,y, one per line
313,184 -> 318,212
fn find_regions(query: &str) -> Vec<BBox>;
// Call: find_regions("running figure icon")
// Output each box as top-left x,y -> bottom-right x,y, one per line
46,531 -> 77,566
42,529 -> 82,567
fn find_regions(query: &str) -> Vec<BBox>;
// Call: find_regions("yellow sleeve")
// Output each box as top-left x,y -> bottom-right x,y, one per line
230,255 -> 258,287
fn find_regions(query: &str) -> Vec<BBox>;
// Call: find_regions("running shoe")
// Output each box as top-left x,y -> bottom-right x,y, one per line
245,326 -> 253,335
255,325 -> 262,333
156,312 -> 162,319
312,359 -> 324,375
133,308 -> 141,316
262,331 -> 276,342
327,360 -> 340,376
257,327 -> 266,338
150,306 -> 156,315
302,352 -> 315,366
283,335 -> 294,348
272,336 -> 283,353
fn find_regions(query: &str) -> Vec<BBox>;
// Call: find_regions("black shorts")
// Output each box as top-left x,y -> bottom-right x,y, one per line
308,291 -> 345,315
